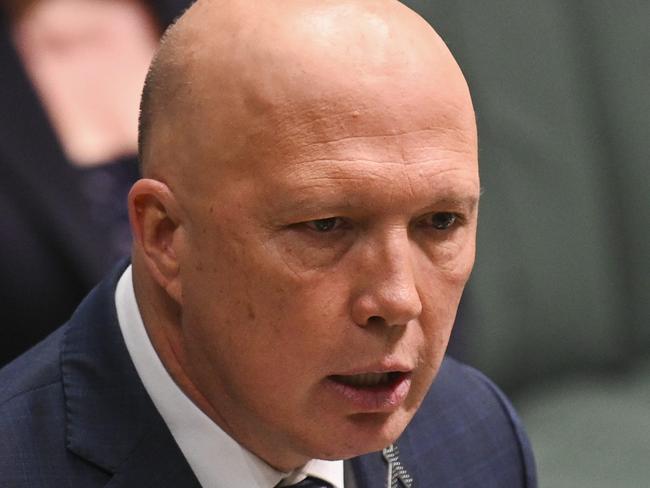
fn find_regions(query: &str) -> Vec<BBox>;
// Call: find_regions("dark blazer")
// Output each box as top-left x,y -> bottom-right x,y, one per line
0,0 -> 191,367
0,263 -> 537,487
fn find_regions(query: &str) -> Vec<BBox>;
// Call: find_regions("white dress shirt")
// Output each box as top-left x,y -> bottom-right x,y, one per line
115,266 -> 344,488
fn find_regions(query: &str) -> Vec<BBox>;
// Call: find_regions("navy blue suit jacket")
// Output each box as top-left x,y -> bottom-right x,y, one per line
0,264 -> 537,487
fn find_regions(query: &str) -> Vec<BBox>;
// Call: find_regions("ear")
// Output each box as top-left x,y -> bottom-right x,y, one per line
128,178 -> 184,304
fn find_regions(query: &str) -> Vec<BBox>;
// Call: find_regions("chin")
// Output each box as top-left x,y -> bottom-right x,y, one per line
312,409 -> 415,461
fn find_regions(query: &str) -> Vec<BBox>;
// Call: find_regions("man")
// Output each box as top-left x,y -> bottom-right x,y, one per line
0,0 -> 536,486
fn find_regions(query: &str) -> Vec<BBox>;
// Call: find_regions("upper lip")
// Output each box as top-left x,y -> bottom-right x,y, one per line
330,360 -> 413,377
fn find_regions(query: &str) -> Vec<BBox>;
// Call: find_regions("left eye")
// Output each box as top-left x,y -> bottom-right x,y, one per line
425,212 -> 457,230
305,217 -> 341,232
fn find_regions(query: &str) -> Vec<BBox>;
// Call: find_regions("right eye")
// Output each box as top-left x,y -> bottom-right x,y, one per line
304,217 -> 342,232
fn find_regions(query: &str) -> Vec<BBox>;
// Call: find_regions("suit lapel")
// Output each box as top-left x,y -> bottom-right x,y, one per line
349,450 -> 387,488
391,429 -> 423,487
349,432 -> 420,488
103,413 -> 201,488
61,262 -> 200,487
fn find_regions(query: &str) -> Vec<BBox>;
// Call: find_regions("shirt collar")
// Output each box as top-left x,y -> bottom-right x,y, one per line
115,266 -> 344,488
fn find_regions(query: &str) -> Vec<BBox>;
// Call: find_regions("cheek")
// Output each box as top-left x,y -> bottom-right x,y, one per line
416,262 -> 469,357
419,281 -> 465,345
419,228 -> 474,299
182,242 -> 346,366
432,229 -> 476,278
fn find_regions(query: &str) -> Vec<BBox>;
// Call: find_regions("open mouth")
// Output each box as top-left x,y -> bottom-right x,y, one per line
325,370 -> 412,410
330,371 -> 405,388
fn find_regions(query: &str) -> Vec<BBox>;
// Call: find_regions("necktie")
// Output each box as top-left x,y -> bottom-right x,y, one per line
284,476 -> 334,488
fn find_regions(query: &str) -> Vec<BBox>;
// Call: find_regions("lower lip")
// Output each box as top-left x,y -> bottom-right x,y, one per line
324,373 -> 412,412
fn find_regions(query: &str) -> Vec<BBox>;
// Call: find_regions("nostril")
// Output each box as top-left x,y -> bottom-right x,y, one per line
365,315 -> 387,327
351,286 -> 422,327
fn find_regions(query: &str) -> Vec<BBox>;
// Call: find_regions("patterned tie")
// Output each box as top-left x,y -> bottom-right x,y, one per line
284,476 -> 334,488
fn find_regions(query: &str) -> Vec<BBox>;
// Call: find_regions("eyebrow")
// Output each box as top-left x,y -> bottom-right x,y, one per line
426,195 -> 480,213
267,188 -> 480,218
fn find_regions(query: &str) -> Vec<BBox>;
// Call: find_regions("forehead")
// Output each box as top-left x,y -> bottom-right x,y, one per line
264,163 -> 479,223
192,83 -> 480,213
264,88 -> 474,165
230,117 -> 479,220
232,78 -> 476,169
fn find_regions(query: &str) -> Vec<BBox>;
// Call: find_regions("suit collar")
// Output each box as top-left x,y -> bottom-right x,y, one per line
61,261 -> 201,486
102,415 -> 201,488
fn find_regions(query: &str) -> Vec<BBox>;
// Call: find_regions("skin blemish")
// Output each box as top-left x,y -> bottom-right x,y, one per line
247,303 -> 256,320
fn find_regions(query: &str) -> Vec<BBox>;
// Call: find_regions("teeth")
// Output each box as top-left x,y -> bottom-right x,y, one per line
337,372 -> 390,387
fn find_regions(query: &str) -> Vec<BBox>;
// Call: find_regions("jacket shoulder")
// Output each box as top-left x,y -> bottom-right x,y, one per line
403,357 -> 538,487
0,325 -> 67,406
0,325 -> 109,487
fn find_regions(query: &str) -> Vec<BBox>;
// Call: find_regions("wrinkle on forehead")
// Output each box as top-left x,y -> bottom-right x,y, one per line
266,118 -> 478,174
271,154 -> 479,197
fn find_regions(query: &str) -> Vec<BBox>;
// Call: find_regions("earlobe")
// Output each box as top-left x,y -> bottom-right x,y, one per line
128,179 -> 184,304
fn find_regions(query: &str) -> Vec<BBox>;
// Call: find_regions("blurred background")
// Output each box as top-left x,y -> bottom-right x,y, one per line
1,0 -> 648,486
0,0 -> 191,366
401,1 -> 649,486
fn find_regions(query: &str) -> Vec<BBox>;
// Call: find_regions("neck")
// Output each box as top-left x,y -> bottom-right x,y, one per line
130,260 -> 312,472
131,261 -> 211,413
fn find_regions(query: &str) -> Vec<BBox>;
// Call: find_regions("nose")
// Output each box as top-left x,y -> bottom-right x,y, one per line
350,230 -> 423,328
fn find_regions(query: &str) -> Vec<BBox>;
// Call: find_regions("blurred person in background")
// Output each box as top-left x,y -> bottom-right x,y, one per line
0,0 -> 189,366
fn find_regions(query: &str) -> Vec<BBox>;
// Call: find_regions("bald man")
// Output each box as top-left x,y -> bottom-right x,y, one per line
0,1 -> 536,486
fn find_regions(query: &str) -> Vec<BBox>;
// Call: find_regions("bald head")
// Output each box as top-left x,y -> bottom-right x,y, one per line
138,0 -> 474,180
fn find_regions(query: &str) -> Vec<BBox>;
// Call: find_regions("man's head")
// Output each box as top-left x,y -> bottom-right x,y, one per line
130,0 -> 479,471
